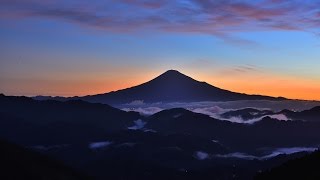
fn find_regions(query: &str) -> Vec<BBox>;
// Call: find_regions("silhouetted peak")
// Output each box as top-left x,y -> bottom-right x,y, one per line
163,69 -> 182,74
154,70 -> 194,82
161,70 -> 186,77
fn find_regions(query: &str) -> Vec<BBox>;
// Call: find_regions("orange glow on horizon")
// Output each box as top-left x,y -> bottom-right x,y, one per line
1,69 -> 320,101
191,70 -> 320,101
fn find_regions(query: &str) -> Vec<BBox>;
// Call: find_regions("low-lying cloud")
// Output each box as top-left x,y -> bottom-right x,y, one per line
194,151 -> 210,160
89,141 -> 112,150
127,119 -> 156,132
118,99 -> 320,124
120,100 -> 320,113
215,152 -> 258,160
217,113 -> 291,124
195,147 -> 317,161
128,119 -> 147,130
262,147 -> 318,159
122,107 -> 163,116
215,147 -> 318,160
30,144 -> 69,151
192,106 -> 226,117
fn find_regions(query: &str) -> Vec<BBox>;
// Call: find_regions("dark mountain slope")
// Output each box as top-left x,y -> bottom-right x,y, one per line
145,109 -> 320,151
0,139 -> 90,180
255,150 -> 320,180
220,108 -> 274,120
0,94 -> 140,145
1,94 -> 319,180
281,106 -> 320,122
81,70 -> 283,104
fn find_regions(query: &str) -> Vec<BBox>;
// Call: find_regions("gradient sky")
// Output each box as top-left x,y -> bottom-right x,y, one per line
1,0 -> 320,100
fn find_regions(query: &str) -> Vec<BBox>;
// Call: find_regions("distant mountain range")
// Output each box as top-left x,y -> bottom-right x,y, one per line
1,94 -> 320,179
1,94 -> 319,151
219,107 -> 320,122
34,70 -> 285,105
0,94 -> 140,145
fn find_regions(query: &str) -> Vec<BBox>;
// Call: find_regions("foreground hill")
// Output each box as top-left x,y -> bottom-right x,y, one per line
0,139 -> 89,180
255,150 -> 320,180
34,70 -> 283,105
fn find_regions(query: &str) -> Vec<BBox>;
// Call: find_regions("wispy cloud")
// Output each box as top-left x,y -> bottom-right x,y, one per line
233,64 -> 259,73
216,64 -> 261,78
1,0 -> 320,37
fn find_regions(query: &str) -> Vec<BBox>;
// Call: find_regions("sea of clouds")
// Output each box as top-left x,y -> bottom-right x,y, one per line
119,100 -> 314,124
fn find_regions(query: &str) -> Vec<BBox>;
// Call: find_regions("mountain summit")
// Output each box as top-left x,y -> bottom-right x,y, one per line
146,69 -> 203,87
79,70 -> 282,105
153,69 -> 193,80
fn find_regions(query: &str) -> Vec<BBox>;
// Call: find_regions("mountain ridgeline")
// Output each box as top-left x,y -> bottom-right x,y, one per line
1,94 -> 320,179
255,150 -> 320,180
34,70 -> 285,105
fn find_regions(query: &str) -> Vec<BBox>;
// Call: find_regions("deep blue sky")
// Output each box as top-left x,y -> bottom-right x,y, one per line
1,0 -> 320,99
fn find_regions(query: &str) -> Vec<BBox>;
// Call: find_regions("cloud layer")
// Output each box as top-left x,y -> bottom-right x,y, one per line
215,147 -> 318,160
1,0 -> 320,36
197,147 -> 318,160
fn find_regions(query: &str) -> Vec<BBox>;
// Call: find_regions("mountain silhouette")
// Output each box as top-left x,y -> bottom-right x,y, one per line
280,106 -> 320,122
255,150 -> 320,180
0,139 -> 89,180
0,94 -> 140,145
1,94 -> 319,180
77,70 -> 284,105
144,108 -> 320,151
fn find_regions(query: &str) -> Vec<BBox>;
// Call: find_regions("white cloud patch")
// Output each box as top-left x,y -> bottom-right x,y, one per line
197,110 -> 290,124
194,151 -> 210,160
122,107 -> 163,116
267,114 -> 290,121
89,141 -> 112,150
215,152 -> 257,160
127,119 -> 156,133
30,144 -> 69,151
128,119 -> 147,130
192,106 -> 226,116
